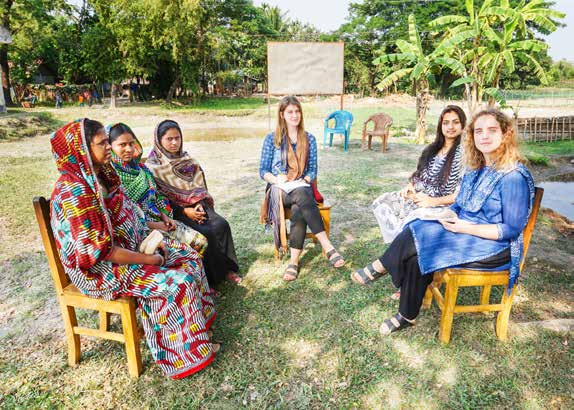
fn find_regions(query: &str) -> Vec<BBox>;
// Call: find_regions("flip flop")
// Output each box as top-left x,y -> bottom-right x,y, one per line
226,272 -> 243,284
379,313 -> 414,336
350,263 -> 385,285
283,264 -> 298,281
326,249 -> 345,268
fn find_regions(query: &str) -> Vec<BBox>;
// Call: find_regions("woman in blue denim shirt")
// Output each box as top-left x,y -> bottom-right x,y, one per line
260,96 -> 346,281
352,109 -> 534,335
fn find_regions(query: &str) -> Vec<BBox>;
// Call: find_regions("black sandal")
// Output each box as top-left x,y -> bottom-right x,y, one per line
326,249 -> 345,268
351,263 -> 385,285
283,264 -> 299,281
380,313 -> 414,336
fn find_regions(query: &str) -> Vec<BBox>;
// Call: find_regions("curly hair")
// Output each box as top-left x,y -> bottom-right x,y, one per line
465,109 -> 525,170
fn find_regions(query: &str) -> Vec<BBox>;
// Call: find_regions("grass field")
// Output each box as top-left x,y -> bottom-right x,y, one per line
0,100 -> 572,408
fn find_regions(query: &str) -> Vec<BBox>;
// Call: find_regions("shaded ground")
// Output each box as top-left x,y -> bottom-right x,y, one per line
0,99 -> 572,408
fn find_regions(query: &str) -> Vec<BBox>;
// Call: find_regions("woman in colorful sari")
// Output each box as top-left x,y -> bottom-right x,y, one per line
351,109 -> 534,335
107,123 -> 207,257
50,118 -> 218,379
146,119 -> 241,286
259,95 -> 346,281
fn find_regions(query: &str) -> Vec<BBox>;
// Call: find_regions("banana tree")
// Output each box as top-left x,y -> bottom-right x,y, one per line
373,14 -> 471,144
429,0 -> 500,113
430,0 -> 564,112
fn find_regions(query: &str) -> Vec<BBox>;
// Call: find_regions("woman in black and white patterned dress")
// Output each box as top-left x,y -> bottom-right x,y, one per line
372,105 -> 466,245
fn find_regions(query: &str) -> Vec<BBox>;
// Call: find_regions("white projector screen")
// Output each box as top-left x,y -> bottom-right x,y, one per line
267,42 -> 344,95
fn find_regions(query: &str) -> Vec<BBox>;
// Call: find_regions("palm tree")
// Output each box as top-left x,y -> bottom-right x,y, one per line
430,0 -> 565,111
429,0 -> 498,113
261,4 -> 289,36
374,14 -> 471,144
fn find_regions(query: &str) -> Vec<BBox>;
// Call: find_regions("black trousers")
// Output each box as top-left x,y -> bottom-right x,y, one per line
173,201 -> 239,286
380,229 -> 510,321
282,187 -> 325,250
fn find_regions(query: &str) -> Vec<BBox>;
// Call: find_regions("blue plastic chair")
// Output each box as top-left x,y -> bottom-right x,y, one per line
323,110 -> 354,151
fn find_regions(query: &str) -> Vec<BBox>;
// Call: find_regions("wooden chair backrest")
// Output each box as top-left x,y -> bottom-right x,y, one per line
520,187 -> 543,270
33,196 -> 70,294
364,113 -> 393,132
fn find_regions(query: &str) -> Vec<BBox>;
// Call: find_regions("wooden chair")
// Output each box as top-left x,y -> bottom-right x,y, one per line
273,200 -> 332,260
33,196 -> 143,377
422,187 -> 543,344
362,113 -> 393,152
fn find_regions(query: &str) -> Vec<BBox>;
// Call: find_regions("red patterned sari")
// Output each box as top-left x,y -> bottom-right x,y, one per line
49,119 -> 216,379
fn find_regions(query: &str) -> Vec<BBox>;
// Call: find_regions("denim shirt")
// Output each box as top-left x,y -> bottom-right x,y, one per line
259,132 -> 318,181
408,168 -> 531,275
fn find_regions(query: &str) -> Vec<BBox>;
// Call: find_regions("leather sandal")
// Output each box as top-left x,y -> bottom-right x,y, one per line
379,313 -> 414,336
283,264 -> 299,281
326,249 -> 345,268
351,263 -> 385,285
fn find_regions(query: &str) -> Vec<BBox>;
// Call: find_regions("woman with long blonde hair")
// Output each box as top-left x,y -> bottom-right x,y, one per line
260,96 -> 345,281
352,109 -> 535,336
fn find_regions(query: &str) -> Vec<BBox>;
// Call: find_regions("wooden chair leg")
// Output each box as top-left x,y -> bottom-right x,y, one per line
382,134 -> 388,153
480,285 -> 492,305
61,304 -> 81,366
439,278 -> 459,344
495,286 -> 516,341
121,301 -> 142,378
99,311 -> 111,331
323,211 -> 331,239
422,285 -> 433,309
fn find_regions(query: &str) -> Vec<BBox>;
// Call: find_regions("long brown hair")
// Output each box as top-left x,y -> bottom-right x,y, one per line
410,105 -> 466,185
465,109 -> 525,170
274,96 -> 306,147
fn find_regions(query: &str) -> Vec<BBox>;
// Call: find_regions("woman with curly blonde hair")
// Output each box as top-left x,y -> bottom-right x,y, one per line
352,109 -> 535,336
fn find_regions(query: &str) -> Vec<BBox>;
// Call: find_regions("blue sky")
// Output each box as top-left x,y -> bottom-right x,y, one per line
254,0 -> 573,62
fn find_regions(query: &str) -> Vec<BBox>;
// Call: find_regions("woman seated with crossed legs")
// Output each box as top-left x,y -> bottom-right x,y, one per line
352,109 -> 535,335
260,95 -> 345,281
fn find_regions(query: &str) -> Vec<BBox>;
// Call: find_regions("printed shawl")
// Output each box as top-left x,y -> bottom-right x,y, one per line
456,163 -> 535,292
107,123 -> 173,221
146,121 -> 213,208
50,119 -> 122,276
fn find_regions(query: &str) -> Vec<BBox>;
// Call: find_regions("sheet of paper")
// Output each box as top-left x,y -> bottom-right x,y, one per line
276,180 -> 309,194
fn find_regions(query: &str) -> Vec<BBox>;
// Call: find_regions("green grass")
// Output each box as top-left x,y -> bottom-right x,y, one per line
0,111 -> 64,141
160,96 -> 273,115
0,103 -> 572,408
521,140 -> 574,157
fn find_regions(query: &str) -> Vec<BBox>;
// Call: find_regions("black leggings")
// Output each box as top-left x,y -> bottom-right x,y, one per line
380,228 -> 510,321
282,187 -> 325,250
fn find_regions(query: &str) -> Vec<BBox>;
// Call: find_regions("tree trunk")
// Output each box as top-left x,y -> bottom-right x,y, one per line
415,81 -> 430,144
488,70 -> 502,108
110,83 -> 117,109
1,0 -> 14,106
166,76 -> 180,104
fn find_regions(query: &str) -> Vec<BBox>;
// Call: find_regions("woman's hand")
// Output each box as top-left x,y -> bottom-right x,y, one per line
156,241 -> 169,264
275,174 -> 288,184
184,204 -> 207,224
412,192 -> 437,208
399,183 -> 415,199
439,217 -> 475,234
147,221 -> 168,231
159,213 -> 177,231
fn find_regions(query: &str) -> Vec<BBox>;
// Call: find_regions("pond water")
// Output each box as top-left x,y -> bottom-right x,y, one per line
538,181 -> 574,221
182,127 -> 267,142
